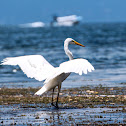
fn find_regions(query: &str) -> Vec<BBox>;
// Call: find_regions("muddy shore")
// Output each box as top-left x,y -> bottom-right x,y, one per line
0,85 -> 126,125
0,86 -> 126,108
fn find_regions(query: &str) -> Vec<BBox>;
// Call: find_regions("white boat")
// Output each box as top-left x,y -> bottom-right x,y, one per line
19,21 -> 45,28
51,15 -> 82,27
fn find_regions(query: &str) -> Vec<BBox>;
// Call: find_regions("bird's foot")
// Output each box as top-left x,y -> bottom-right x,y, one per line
51,102 -> 59,109
51,102 -> 55,106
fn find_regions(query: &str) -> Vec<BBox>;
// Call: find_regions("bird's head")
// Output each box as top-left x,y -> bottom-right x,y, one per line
65,38 -> 85,47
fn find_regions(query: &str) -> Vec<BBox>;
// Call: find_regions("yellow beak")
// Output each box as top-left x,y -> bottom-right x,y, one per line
74,41 -> 85,47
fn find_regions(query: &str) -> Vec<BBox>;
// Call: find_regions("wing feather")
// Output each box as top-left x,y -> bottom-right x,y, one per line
1,55 -> 55,81
44,59 -> 94,83
59,59 -> 94,74
1,56 -> 94,83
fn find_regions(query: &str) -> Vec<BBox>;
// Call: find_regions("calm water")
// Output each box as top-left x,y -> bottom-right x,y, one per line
0,23 -> 126,88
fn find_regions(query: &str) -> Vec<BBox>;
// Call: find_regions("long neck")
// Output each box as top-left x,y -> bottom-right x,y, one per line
64,42 -> 73,60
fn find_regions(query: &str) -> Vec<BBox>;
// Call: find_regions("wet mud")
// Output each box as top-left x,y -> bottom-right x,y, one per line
0,85 -> 126,125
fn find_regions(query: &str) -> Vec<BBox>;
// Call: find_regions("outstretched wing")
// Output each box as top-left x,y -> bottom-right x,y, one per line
1,55 -> 55,81
44,59 -> 94,83
59,59 -> 94,75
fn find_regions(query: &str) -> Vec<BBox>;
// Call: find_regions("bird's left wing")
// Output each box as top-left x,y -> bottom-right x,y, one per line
44,59 -> 94,83
59,59 -> 94,75
1,55 -> 55,81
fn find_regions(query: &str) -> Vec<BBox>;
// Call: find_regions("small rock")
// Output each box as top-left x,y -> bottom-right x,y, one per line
86,90 -> 95,94
110,88 -> 114,90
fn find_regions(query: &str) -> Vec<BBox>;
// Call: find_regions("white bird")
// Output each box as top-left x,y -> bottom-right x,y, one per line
1,38 -> 94,108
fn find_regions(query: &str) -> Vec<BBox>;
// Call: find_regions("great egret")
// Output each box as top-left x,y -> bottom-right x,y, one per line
1,38 -> 94,108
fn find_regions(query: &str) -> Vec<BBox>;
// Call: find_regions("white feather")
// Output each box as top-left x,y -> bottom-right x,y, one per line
1,55 -> 94,84
1,55 -> 55,81
59,59 -> 94,74
44,59 -> 94,83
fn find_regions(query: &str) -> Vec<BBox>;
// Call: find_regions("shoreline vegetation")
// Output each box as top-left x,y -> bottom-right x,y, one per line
0,85 -> 126,109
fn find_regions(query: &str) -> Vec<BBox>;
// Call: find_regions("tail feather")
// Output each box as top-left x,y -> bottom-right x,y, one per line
35,85 -> 47,95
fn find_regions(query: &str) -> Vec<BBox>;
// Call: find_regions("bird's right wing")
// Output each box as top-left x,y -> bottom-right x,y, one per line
1,55 -> 55,81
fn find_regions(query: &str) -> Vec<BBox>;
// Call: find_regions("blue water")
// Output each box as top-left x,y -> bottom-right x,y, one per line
0,105 -> 125,125
0,23 -> 126,88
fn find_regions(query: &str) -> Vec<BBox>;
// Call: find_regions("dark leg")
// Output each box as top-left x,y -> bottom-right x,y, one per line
55,91 -> 59,108
56,84 -> 61,108
51,88 -> 55,106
